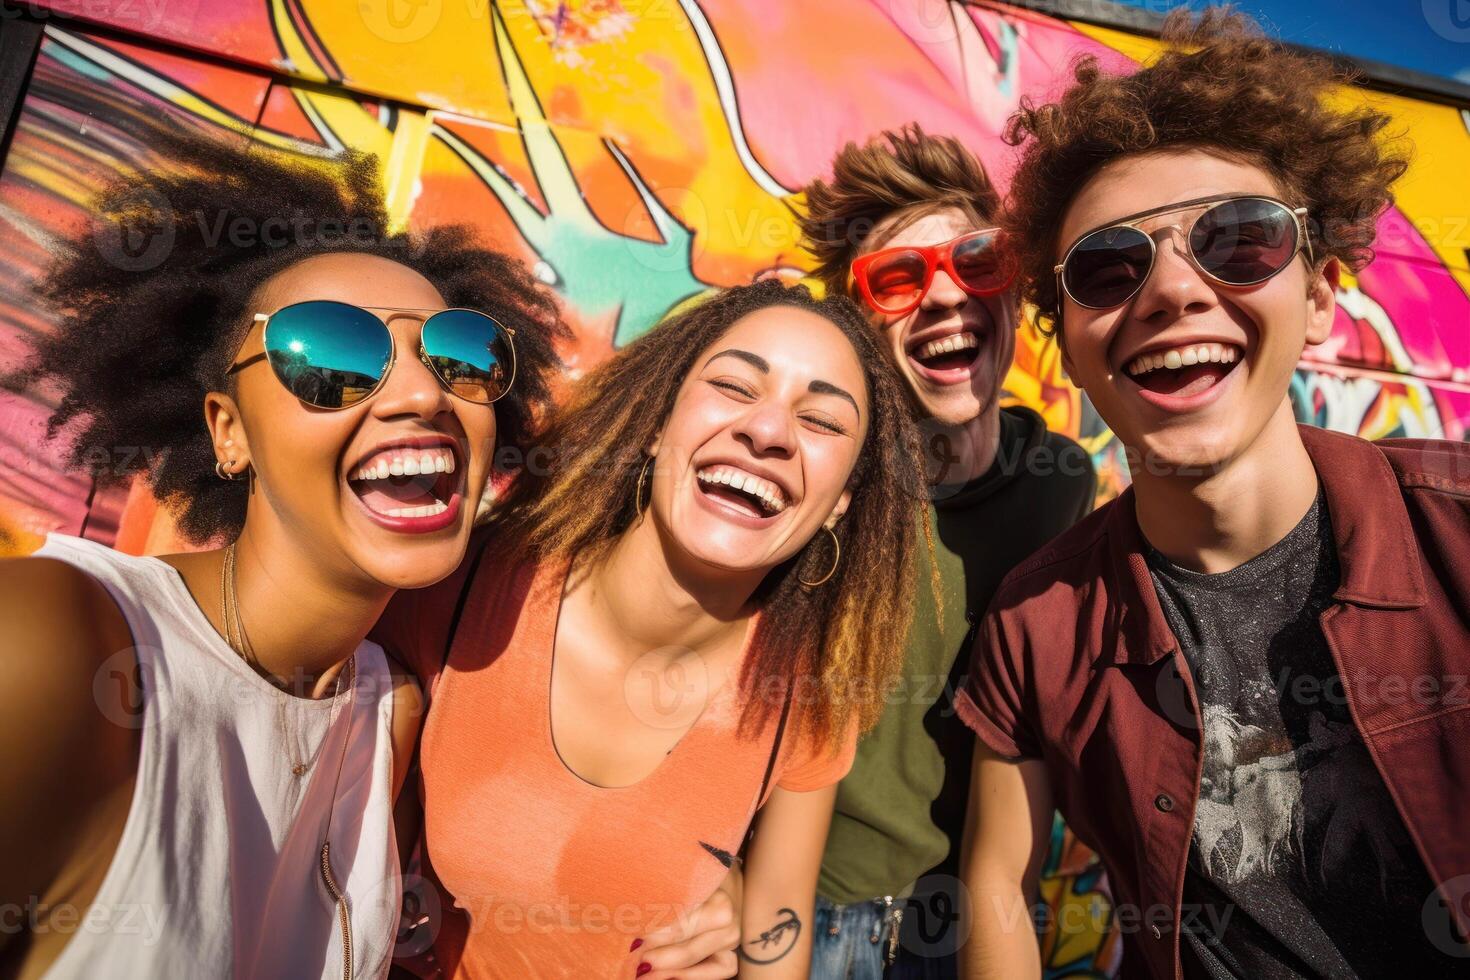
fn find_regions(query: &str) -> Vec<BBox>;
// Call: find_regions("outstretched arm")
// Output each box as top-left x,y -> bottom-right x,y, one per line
0,557 -> 139,962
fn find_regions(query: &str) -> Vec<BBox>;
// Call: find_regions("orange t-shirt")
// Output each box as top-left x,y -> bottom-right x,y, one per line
409,555 -> 856,979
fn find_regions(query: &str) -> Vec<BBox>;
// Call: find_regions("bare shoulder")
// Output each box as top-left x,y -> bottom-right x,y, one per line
0,552 -> 140,762
0,554 -> 137,704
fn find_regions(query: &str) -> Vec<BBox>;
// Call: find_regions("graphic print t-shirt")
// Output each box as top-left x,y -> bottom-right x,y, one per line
1147,492 -> 1462,978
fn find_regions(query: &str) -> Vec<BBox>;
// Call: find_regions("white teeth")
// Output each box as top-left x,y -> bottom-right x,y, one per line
695,466 -> 788,514
915,332 -> 979,362
382,500 -> 449,518
350,448 -> 458,482
1125,343 -> 1243,378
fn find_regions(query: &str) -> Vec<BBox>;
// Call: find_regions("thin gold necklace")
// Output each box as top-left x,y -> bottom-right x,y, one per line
220,542 -> 357,980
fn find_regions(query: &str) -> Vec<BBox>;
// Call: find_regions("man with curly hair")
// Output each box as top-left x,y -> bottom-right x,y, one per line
957,9 -> 1470,978
796,125 -> 1095,978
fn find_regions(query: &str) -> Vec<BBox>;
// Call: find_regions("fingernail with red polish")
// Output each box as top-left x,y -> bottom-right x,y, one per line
636,963 -> 651,977
630,938 -> 643,952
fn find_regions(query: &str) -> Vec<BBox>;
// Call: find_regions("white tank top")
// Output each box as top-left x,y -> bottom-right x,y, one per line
35,534 -> 402,980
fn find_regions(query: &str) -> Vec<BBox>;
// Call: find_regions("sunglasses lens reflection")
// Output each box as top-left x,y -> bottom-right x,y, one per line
864,250 -> 928,311
263,300 -> 393,409
1063,226 -> 1154,309
951,233 -> 1008,294
1191,199 -> 1299,285
421,309 -> 515,404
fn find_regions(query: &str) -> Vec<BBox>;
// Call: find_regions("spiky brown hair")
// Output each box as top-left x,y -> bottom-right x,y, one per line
796,123 -> 1002,300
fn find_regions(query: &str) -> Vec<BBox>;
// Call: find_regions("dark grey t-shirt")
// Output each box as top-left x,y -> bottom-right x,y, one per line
1147,493 -> 1463,978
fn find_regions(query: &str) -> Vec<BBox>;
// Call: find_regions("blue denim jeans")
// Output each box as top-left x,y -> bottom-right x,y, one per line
810,895 -> 959,980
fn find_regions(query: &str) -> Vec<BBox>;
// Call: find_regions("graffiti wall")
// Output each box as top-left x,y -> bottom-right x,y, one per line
0,1 -> 1466,974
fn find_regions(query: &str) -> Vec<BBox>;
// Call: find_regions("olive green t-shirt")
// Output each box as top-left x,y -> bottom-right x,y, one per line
817,406 -> 1096,904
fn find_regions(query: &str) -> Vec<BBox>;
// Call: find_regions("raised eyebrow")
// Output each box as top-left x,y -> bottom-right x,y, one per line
704,349 -> 769,373
809,379 -> 860,419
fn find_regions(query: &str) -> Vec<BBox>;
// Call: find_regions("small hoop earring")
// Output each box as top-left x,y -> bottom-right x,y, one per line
798,525 -> 841,588
634,456 -> 653,513
215,460 -> 242,481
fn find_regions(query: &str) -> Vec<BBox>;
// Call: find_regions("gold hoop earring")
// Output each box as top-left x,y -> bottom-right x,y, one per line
798,525 -> 841,588
215,460 -> 243,481
634,456 -> 653,513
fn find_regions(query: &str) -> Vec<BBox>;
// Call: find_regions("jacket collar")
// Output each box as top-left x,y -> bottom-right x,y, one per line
1107,425 -> 1427,666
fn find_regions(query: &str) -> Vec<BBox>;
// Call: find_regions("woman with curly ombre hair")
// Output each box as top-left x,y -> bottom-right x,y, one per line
376,279 -> 930,978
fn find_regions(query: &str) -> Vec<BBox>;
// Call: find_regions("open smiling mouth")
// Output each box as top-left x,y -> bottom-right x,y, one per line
908,330 -> 984,380
348,446 -> 461,521
695,465 -> 789,520
1124,342 -> 1243,399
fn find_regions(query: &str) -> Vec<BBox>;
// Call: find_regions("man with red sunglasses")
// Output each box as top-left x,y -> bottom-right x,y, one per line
797,124 -> 1095,978
958,11 -> 1470,979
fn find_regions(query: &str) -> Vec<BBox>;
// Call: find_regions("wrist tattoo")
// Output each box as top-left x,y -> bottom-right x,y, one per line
737,907 -> 801,964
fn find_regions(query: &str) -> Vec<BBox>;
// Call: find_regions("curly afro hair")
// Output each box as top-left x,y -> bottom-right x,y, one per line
4,124 -> 569,543
1002,6 -> 1411,334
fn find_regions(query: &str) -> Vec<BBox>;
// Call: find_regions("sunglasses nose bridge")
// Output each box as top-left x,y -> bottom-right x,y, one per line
1132,231 -> 1223,319
365,338 -> 449,412
923,263 -> 968,307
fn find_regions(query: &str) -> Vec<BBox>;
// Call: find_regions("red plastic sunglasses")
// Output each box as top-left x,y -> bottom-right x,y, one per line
850,229 -> 1014,317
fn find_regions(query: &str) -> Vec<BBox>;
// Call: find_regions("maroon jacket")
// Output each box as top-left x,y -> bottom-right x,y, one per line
958,426 -> 1470,978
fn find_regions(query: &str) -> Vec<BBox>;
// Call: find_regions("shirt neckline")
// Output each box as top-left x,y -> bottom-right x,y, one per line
1144,490 -> 1328,591
537,559 -> 756,792
930,407 -> 1042,510
140,551 -> 359,710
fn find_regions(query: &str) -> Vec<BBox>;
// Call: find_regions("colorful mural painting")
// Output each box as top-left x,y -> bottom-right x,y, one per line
0,1 -> 1466,974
